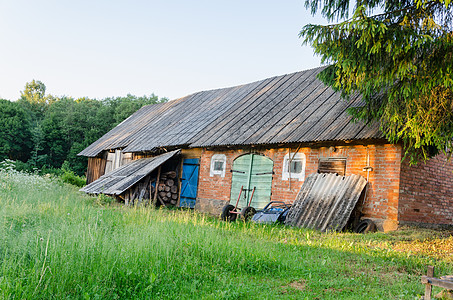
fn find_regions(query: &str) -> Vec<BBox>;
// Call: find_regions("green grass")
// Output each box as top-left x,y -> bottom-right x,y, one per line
1,169 -> 452,299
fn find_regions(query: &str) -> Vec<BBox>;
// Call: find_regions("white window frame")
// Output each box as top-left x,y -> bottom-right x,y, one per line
210,154 -> 226,177
282,152 -> 306,181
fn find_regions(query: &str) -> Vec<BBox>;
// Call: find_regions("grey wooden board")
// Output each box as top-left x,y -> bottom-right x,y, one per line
189,77 -> 275,147
227,71 -> 315,145
247,78 -> 327,144
269,88 -> 337,143
79,67 -> 384,158
192,75 -> 288,147
80,150 -> 180,195
240,68 -> 321,144
217,72 -> 307,145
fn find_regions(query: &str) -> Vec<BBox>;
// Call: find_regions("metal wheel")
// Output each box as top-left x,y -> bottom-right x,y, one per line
220,204 -> 237,222
240,206 -> 256,221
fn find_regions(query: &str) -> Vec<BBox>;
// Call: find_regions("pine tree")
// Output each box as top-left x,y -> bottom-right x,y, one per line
301,0 -> 453,162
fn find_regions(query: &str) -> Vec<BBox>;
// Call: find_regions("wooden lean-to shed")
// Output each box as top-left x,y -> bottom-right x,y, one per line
79,67 -> 453,231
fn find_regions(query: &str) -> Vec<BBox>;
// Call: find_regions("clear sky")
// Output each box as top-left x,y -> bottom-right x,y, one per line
0,0 -> 325,101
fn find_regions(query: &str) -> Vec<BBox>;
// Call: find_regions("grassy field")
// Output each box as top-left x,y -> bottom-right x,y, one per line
1,168 -> 452,299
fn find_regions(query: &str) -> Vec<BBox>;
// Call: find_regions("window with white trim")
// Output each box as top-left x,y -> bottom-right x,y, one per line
210,154 -> 226,177
282,152 -> 306,181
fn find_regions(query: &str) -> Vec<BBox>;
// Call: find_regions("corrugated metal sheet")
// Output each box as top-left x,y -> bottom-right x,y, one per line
285,173 -> 367,231
79,67 -> 383,157
80,150 -> 180,195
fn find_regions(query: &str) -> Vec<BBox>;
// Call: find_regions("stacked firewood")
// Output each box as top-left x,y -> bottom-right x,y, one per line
156,171 -> 178,206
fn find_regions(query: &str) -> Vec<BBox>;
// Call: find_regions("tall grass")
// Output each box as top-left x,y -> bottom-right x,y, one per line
0,168 -> 451,299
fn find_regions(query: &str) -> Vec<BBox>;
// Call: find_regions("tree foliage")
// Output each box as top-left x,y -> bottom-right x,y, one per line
0,99 -> 32,161
300,0 -> 453,162
1,80 -> 167,175
17,80 -> 56,122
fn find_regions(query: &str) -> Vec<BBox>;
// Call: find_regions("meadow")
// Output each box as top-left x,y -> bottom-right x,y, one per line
1,167 -> 452,299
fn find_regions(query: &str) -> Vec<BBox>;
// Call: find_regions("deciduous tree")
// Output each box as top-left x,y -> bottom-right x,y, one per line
0,99 -> 32,161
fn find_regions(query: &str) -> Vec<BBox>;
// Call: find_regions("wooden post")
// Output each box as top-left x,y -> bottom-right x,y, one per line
149,179 -> 154,206
177,157 -> 184,207
424,266 -> 434,300
152,166 -> 161,206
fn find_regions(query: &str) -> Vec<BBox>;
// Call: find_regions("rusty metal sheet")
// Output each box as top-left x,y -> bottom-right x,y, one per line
80,150 -> 180,195
285,173 -> 367,231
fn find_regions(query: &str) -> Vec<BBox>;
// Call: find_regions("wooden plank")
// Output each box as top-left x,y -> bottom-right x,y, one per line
188,81 -> 266,146
424,266 -> 434,300
193,76 -> 285,147
152,165 -> 161,206
176,157 -> 183,207
421,276 -> 453,290
267,86 -> 333,144
124,92 -> 205,151
235,69 -> 319,144
165,87 -> 237,147
226,72 -> 309,145
212,73 -> 300,146
282,89 -> 340,142
181,148 -> 202,159
189,77 -> 275,147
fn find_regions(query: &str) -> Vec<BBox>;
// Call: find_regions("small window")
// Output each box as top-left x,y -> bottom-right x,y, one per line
318,158 -> 346,176
282,153 -> 306,181
210,154 -> 226,177
213,161 -> 224,171
290,160 -> 303,173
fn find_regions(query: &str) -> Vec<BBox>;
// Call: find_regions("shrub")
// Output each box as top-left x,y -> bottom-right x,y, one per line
60,169 -> 86,187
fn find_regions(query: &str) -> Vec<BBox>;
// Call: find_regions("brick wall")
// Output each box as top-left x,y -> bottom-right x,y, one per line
398,153 -> 453,226
195,143 -> 402,226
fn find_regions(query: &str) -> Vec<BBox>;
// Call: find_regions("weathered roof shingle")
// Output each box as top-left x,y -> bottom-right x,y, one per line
79,67 -> 382,157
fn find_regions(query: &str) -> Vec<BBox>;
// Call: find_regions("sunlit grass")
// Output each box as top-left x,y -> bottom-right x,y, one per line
0,168 -> 451,299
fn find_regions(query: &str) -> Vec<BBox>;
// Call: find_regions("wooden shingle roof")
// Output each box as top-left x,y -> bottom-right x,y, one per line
79,67 -> 383,157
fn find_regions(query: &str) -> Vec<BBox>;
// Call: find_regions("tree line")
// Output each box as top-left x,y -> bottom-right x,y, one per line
0,80 -> 167,176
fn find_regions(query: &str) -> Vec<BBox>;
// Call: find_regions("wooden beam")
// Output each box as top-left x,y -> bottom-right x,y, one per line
177,157 -> 184,207
422,276 -> 453,290
423,266 -> 434,300
152,165 -> 161,206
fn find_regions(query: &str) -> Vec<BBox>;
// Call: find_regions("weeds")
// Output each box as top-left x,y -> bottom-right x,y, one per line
0,169 -> 451,299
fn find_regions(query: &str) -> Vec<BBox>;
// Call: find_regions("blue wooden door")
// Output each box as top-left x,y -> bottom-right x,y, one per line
179,158 -> 200,208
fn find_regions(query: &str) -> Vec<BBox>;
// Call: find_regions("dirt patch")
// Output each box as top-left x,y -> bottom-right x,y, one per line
281,279 -> 307,293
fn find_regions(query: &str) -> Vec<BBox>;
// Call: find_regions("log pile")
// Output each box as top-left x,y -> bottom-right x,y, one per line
123,176 -> 154,206
121,169 -> 179,207
156,171 -> 179,206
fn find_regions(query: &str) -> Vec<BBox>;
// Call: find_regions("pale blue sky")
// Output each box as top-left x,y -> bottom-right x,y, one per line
0,1 -> 325,101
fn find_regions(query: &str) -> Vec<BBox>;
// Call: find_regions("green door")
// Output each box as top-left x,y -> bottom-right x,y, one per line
230,154 -> 273,209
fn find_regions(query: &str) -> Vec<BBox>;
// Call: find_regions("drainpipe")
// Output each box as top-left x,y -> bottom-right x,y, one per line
362,147 -> 373,208
288,148 -> 292,190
